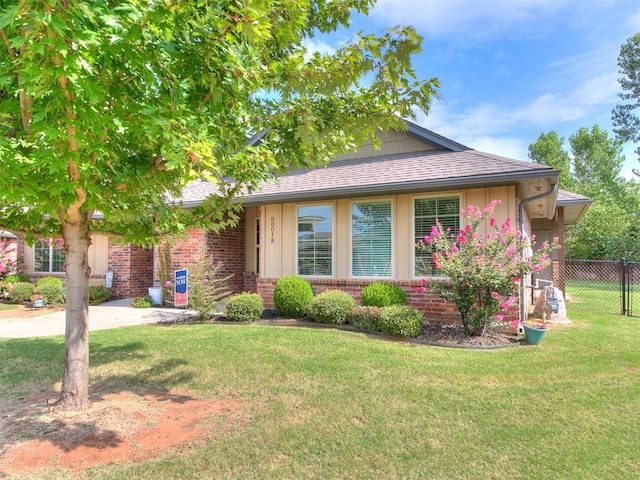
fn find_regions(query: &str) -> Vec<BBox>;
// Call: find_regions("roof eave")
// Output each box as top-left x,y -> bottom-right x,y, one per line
241,170 -> 559,206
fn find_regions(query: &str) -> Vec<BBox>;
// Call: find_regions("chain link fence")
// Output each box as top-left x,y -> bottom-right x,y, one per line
533,259 -> 628,316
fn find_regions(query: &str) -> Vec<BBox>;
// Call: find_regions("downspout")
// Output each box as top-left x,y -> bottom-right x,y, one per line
518,182 -> 559,328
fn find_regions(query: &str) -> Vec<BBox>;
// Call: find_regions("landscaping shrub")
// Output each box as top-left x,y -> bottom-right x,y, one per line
3,274 -> 31,285
34,283 -> 65,306
378,305 -> 424,337
8,282 -> 34,303
361,282 -> 407,307
129,296 -> 152,308
89,285 -> 112,305
349,305 -> 382,332
307,290 -> 356,325
272,276 -> 313,318
224,293 -> 264,322
188,245 -> 232,320
36,277 -> 63,289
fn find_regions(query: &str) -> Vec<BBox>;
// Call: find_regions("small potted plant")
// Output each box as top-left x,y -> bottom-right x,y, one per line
30,293 -> 46,309
523,319 -> 547,345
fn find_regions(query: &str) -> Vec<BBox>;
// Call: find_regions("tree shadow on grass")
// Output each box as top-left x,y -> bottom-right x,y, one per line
0,337 -> 200,470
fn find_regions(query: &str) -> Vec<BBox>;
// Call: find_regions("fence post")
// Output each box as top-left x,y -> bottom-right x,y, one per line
621,258 -> 627,315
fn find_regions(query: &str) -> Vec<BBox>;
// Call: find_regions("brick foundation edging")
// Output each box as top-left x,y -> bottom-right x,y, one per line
256,277 -> 520,328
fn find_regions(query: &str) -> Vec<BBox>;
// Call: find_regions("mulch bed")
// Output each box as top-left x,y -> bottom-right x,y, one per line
168,308 -> 521,350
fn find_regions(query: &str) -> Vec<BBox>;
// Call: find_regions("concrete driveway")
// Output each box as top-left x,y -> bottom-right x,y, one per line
0,299 -> 191,338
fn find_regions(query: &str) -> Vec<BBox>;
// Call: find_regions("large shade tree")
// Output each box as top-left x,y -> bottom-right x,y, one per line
529,124 -> 640,260
0,1 -> 439,410
612,32 -> 640,176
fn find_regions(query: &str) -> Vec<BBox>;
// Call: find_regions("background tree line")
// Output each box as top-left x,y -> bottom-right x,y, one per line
528,33 -> 640,261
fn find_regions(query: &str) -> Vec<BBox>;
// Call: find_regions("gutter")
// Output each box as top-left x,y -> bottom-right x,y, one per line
518,181 -> 559,327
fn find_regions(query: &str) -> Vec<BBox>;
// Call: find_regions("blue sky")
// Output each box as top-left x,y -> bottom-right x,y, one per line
309,0 -> 640,178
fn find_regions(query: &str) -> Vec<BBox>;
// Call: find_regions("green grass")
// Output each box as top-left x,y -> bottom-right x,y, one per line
0,302 -> 17,311
1,295 -> 639,479
565,279 -> 622,314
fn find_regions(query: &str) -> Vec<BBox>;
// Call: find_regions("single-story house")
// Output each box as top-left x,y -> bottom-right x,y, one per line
5,121 -> 591,323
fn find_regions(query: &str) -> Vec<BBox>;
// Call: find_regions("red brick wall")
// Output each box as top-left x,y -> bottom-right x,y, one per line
256,277 -> 520,326
108,242 -> 153,297
153,214 -> 247,296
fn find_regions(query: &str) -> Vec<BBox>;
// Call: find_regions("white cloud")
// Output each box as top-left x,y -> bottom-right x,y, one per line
371,0 -> 574,40
301,38 -> 336,61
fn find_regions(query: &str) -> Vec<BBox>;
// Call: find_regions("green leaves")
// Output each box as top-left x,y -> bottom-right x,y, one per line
0,0 -> 438,245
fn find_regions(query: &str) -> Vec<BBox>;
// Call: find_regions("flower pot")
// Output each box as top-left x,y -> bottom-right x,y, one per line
524,325 -> 546,345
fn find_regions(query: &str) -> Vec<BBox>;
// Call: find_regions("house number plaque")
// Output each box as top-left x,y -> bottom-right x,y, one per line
270,216 -> 275,244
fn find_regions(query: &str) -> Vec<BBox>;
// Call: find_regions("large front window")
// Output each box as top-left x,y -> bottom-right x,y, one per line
34,238 -> 65,273
297,204 -> 333,276
352,200 -> 392,277
415,196 -> 460,276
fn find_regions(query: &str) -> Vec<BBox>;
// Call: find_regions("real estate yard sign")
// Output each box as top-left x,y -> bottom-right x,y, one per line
174,269 -> 188,307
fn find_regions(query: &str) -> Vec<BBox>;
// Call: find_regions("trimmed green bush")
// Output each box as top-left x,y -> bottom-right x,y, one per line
272,276 -> 313,318
89,285 -> 112,305
36,277 -> 64,289
3,274 -> 31,284
349,305 -> 382,332
361,282 -> 407,307
307,290 -> 356,325
8,282 -> 34,303
378,305 -> 424,337
34,283 -> 65,305
224,293 -> 264,322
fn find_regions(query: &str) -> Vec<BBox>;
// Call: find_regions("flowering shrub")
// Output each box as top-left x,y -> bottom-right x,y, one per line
0,239 -> 23,281
417,200 -> 559,337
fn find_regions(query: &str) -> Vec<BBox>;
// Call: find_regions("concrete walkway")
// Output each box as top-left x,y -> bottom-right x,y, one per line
0,298 -> 192,338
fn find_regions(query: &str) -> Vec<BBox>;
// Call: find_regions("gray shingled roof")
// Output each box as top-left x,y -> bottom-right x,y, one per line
242,148 -> 556,205
180,148 -> 557,206
556,189 -> 592,206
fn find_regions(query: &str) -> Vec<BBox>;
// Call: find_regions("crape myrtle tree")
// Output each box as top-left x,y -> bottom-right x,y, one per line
0,1 -> 439,410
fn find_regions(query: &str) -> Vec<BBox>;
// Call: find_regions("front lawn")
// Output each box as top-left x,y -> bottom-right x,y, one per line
0,302 -> 17,311
0,302 -> 638,479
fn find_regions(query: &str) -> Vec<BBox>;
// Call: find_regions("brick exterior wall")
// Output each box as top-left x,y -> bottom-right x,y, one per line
153,214 -> 248,297
108,242 -> 153,297
256,277 -> 520,326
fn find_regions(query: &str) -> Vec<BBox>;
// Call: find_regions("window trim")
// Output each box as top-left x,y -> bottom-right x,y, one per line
350,197 -> 394,279
33,237 -> 65,274
255,217 -> 261,275
412,193 -> 462,279
295,201 -> 335,278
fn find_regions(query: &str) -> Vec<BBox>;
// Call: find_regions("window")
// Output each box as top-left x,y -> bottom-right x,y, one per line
297,204 -> 333,276
352,200 -> 392,277
414,196 -> 460,277
34,238 -> 65,273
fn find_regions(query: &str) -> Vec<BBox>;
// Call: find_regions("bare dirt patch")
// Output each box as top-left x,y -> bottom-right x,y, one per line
0,302 -> 64,319
0,387 -> 240,476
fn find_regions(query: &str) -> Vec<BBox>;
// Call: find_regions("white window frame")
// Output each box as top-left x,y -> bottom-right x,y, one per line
295,202 -> 335,278
33,237 -> 65,274
412,193 -> 462,279
350,198 -> 394,279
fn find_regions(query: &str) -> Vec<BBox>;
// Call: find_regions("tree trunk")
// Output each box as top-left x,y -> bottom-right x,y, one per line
58,218 -> 92,411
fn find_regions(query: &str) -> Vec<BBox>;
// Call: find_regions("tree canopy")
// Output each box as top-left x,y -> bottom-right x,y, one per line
529,124 -> 640,260
612,32 -> 640,176
0,0 -> 439,410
